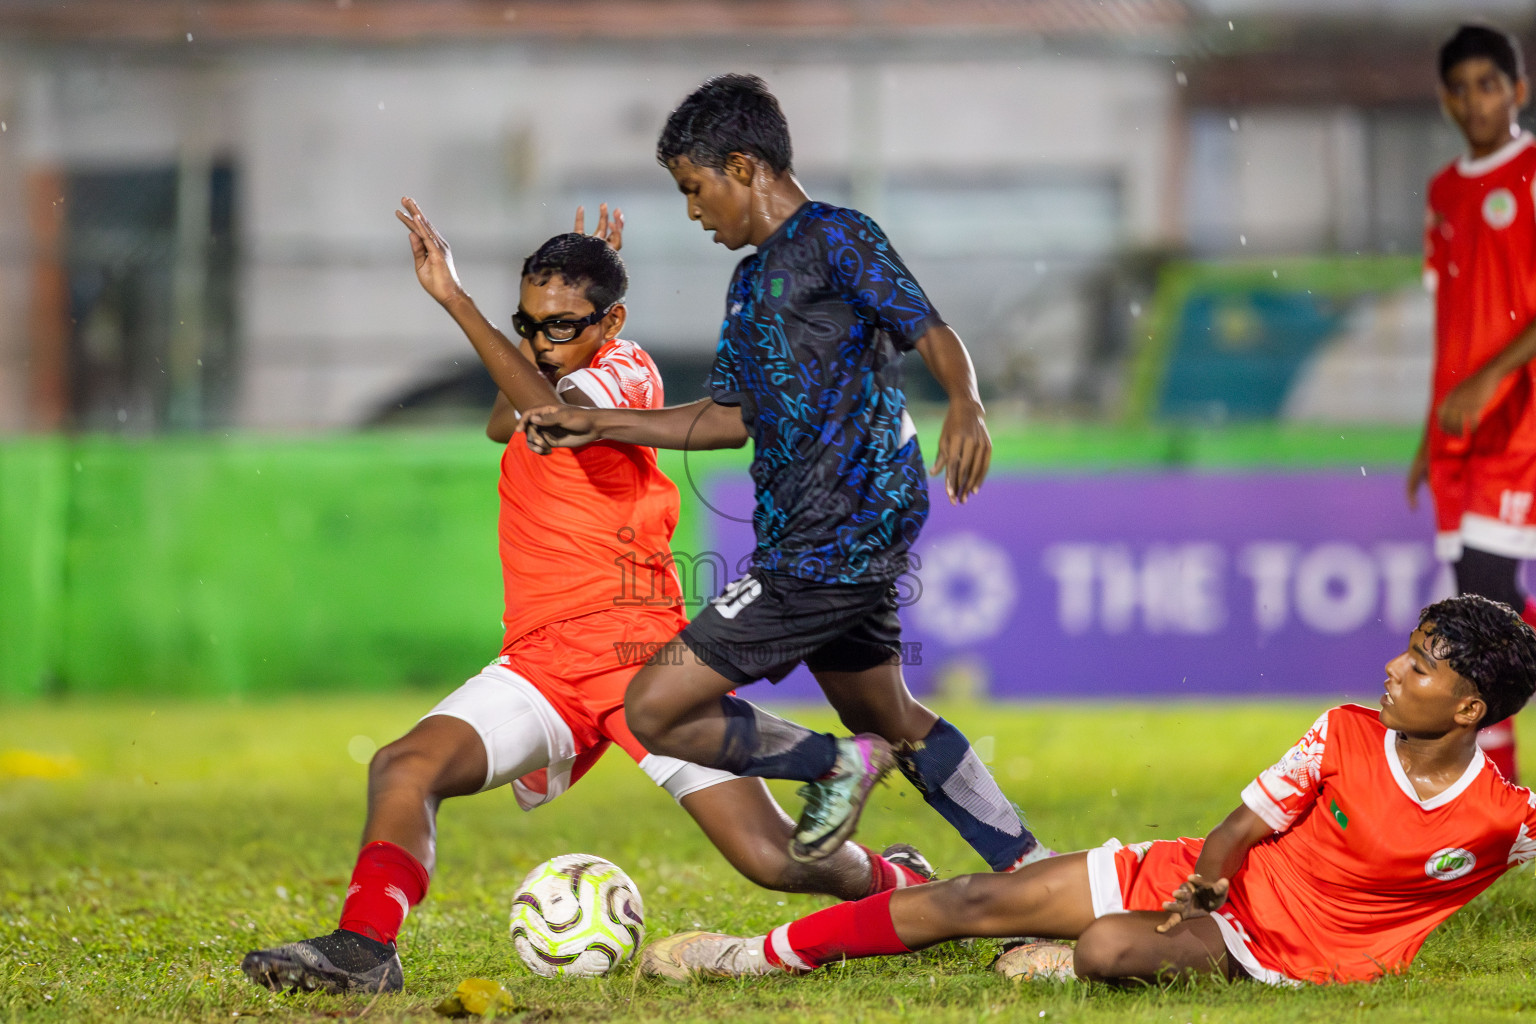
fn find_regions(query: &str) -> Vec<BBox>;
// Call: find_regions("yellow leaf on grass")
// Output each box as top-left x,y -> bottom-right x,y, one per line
433,977 -> 518,1018
0,750 -> 80,780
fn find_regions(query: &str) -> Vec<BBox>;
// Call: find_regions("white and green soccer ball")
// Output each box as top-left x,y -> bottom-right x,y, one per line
509,853 -> 645,978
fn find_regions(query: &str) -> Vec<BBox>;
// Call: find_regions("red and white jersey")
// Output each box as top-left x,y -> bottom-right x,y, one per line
1425,133 -> 1536,462
1226,703 -> 1536,984
498,338 -> 684,648
554,339 -> 661,410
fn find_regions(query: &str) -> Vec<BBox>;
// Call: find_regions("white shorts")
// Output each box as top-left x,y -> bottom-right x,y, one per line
424,663 -> 737,810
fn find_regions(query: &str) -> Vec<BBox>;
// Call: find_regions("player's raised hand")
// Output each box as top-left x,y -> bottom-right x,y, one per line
930,400 -> 991,505
1156,874 -> 1229,933
1437,369 -> 1498,436
523,405 -> 601,454
395,196 -> 465,306
574,203 -> 624,251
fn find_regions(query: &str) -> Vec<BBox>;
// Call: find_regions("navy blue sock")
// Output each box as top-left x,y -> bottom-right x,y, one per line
714,695 -> 839,781
896,718 -> 1037,871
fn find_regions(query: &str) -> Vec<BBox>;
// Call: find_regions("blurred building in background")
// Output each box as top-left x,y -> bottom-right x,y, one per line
0,0 -> 1532,433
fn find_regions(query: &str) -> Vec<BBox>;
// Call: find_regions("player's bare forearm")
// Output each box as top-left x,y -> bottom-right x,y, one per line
441,292 -> 561,413
1157,804 -> 1268,933
526,399 -> 748,453
1478,318 -> 1536,383
1439,319 -> 1536,434
1191,804 -> 1270,883
915,325 -> 982,408
915,325 -> 991,503
397,197 -> 561,414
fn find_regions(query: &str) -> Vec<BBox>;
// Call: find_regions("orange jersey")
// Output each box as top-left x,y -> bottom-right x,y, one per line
1425,133 -> 1536,462
1221,703 -> 1536,984
498,338 -> 684,650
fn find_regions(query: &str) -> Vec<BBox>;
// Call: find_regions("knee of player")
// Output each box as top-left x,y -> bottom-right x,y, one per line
1072,919 -> 1137,982
368,737 -> 440,789
623,684 -> 669,748
938,874 -> 1011,926
625,704 -> 664,749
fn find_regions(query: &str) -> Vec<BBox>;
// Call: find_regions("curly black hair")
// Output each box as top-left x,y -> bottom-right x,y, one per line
1440,23 -> 1524,86
656,73 -> 793,175
1419,594 -> 1536,726
521,233 -> 627,311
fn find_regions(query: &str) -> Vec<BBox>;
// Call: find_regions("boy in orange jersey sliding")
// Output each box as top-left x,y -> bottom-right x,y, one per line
239,202 -> 931,996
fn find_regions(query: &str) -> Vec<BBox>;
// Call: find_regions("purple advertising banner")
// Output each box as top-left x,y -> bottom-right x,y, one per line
703,472 -> 1458,701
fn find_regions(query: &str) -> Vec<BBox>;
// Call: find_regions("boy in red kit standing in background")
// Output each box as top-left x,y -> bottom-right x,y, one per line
1411,23 -> 1536,781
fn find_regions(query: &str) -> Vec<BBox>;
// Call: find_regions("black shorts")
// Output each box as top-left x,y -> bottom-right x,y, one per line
678,569 -> 903,685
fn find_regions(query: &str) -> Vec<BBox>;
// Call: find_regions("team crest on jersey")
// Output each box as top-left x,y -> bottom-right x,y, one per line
1483,188 -> 1518,229
1424,847 -> 1476,881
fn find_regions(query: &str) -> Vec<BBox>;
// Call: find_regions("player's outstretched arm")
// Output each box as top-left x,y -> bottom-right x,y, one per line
396,196 -> 560,415
1438,318 -> 1536,435
914,325 -> 990,505
1156,804 -> 1270,933
523,398 -> 749,454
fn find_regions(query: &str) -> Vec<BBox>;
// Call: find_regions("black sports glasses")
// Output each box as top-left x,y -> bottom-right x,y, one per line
511,306 -> 612,343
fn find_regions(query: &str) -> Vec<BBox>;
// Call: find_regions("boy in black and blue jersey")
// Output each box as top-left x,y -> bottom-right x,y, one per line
526,74 -> 1045,872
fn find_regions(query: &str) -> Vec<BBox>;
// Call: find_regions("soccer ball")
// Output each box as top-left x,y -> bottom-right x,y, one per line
509,853 -> 645,978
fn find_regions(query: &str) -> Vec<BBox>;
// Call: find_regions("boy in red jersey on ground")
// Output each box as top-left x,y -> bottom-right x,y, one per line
1409,23 -> 1536,782
239,202 -> 932,996
640,594 -> 1536,987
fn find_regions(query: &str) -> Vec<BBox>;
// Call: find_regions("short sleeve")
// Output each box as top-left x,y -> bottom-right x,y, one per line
1241,709 -> 1331,833
558,340 -> 660,410
1507,788 -> 1536,866
821,210 -> 944,351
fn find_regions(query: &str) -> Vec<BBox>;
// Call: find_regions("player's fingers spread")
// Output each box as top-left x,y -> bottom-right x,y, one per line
1155,911 -> 1182,934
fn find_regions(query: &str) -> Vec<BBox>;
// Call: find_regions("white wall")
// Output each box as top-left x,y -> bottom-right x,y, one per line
2,43 -> 1182,429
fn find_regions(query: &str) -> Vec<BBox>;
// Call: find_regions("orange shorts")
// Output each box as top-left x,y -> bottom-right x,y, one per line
1087,835 -> 1204,914
502,604 -> 687,766
1085,838 -> 1296,987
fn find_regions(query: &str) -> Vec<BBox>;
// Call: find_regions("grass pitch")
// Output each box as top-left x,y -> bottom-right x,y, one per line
4,697 -> 1536,1023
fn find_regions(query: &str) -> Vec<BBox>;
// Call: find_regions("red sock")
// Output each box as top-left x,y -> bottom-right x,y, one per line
859,845 -> 930,896
1479,718 -> 1519,784
762,889 -> 910,971
1521,595 -> 1536,629
338,841 -> 430,945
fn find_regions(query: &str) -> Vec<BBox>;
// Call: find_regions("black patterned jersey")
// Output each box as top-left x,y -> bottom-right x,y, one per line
707,201 -> 943,584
